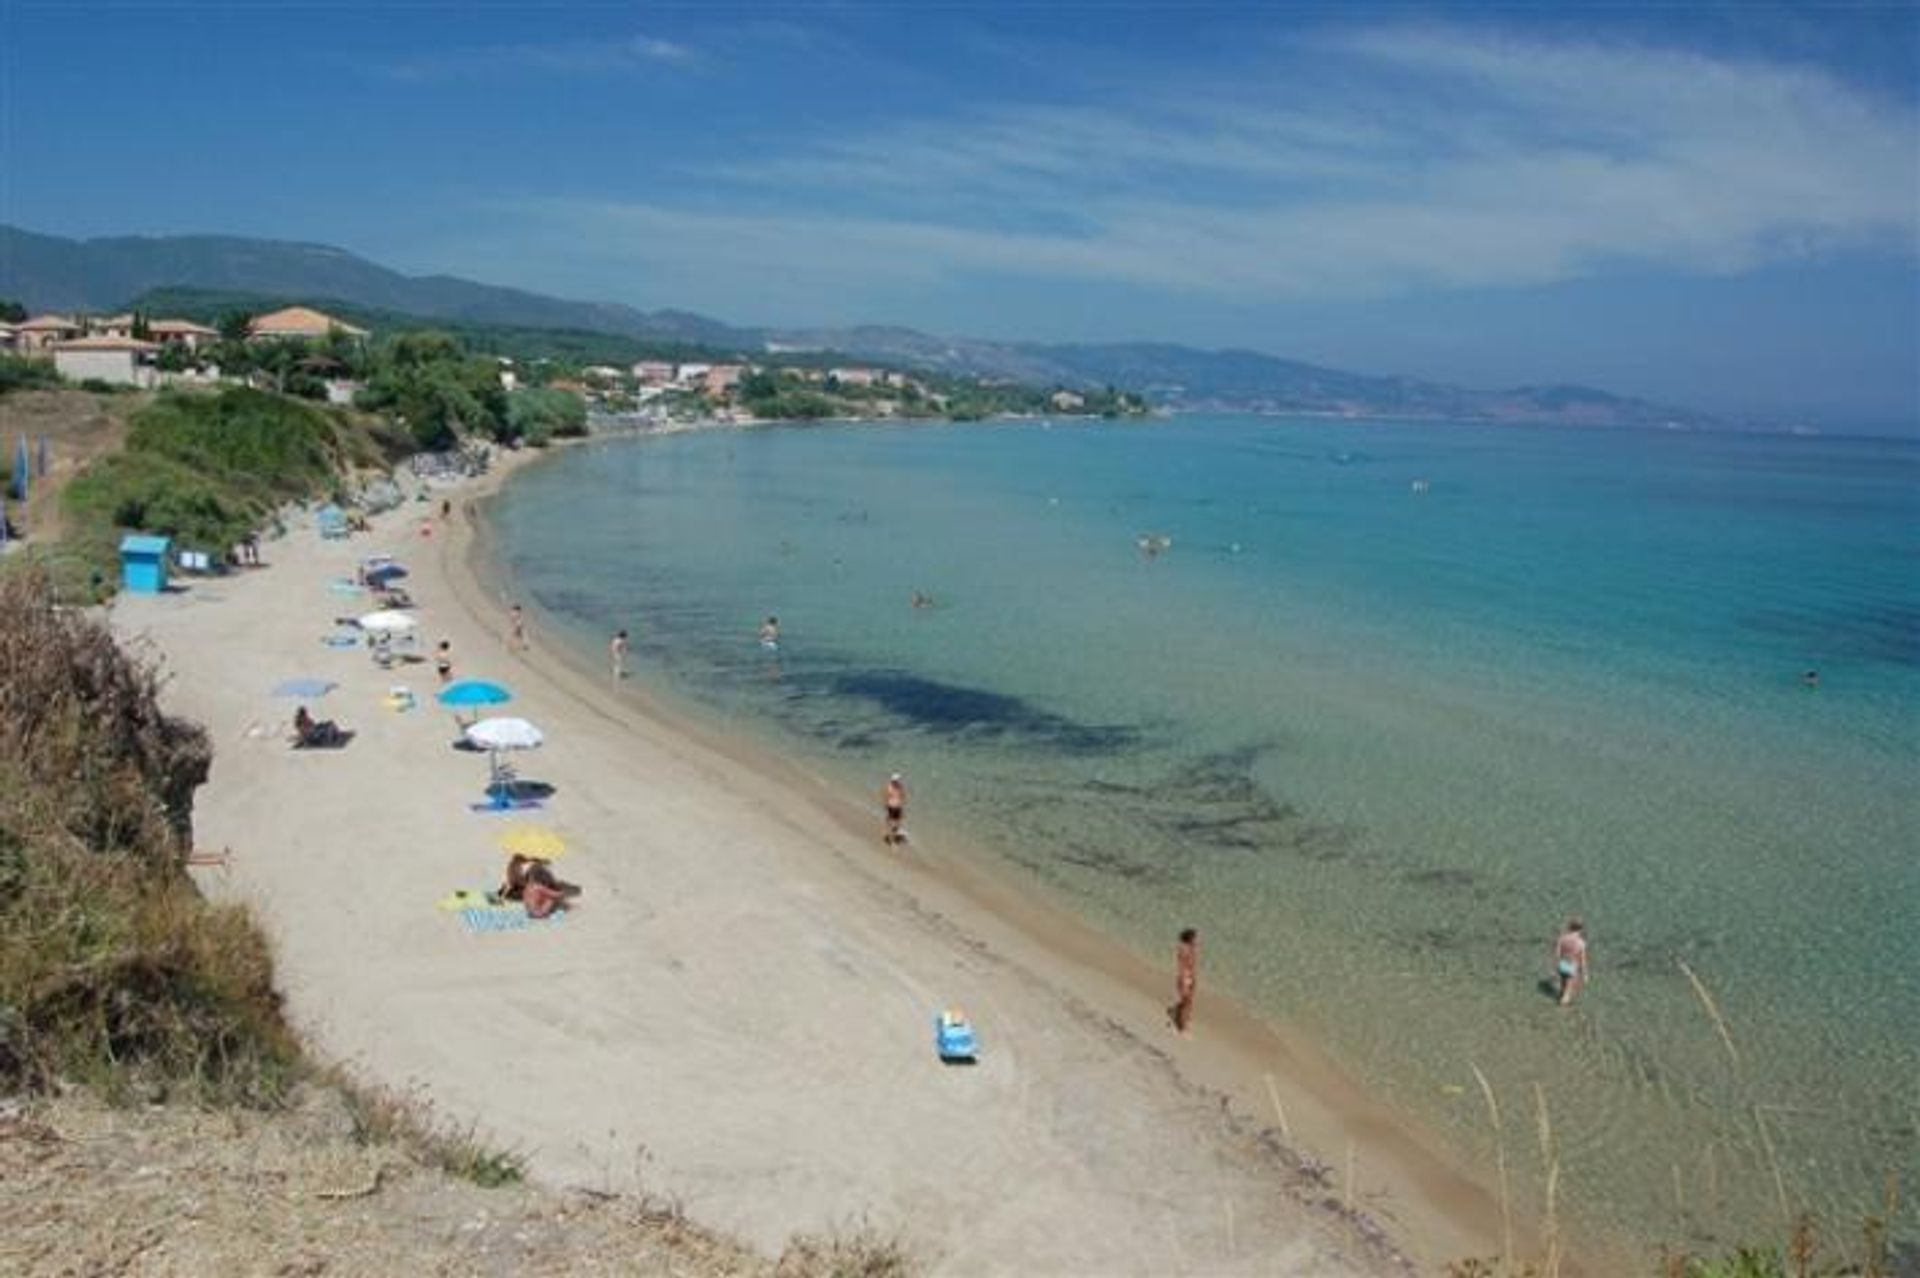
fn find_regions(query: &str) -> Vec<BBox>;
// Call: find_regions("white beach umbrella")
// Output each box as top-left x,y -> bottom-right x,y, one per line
466,716 -> 545,807
357,609 -> 418,633
465,717 -> 544,751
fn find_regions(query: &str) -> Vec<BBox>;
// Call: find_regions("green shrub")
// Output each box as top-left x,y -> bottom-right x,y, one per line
0,352 -> 61,395
127,386 -> 350,499
63,450 -> 259,556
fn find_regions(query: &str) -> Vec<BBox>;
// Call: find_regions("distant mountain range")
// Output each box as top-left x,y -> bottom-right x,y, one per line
0,224 -> 1722,428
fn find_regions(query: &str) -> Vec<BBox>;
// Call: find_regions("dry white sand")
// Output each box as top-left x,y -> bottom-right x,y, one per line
113,457 -> 1517,1276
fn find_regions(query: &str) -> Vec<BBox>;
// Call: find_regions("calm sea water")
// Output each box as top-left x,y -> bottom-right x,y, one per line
490,416 -> 1919,1251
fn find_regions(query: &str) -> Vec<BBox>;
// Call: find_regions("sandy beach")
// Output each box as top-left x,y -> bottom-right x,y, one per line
112,451 -> 1527,1276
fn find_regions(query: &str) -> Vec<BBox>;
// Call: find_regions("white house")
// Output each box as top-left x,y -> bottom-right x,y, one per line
52,335 -> 159,386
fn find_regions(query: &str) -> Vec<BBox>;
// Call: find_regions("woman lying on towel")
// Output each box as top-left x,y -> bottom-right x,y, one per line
501,854 -> 579,919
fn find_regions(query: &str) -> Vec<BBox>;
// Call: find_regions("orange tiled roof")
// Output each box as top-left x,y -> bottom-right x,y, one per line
250,306 -> 369,337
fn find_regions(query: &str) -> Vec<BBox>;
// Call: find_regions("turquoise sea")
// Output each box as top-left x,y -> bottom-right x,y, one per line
488,415 -> 1919,1252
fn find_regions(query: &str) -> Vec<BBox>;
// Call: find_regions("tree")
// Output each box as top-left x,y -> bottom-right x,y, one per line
216,309 -> 254,343
130,312 -> 153,341
506,387 -> 588,444
0,299 -> 27,323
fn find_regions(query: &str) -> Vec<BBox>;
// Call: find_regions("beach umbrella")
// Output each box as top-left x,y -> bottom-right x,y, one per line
366,563 -> 409,585
10,436 -> 26,501
466,716 -> 545,807
438,679 -> 512,708
466,717 -> 543,751
272,677 -> 337,699
499,824 -> 566,860
357,609 -> 418,633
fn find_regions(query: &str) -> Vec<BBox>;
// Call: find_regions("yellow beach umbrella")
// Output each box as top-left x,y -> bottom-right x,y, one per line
498,824 -> 567,860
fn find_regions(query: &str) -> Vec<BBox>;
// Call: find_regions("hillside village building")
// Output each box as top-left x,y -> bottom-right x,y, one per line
14,315 -> 82,352
51,335 -> 160,387
248,306 -> 368,341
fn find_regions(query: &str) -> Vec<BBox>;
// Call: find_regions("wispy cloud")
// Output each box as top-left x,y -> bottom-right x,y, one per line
383,32 -> 693,82
470,26 -> 1918,310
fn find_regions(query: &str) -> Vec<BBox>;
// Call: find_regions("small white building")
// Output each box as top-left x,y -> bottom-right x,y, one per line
52,335 -> 159,386
674,362 -> 711,387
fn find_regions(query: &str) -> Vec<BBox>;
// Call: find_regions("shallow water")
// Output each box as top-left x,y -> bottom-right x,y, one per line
491,416 -> 1920,1252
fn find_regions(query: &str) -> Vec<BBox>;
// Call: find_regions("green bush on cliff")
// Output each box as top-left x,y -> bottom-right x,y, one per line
55,385 -> 404,591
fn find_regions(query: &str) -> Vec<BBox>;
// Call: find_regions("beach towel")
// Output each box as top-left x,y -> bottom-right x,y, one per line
321,631 -> 359,649
459,904 -> 565,933
468,798 -> 545,814
437,888 -> 565,932
328,578 -> 363,595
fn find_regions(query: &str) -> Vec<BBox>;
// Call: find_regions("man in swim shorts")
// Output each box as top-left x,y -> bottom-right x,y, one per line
883,772 -> 907,846
1554,917 -> 1590,1006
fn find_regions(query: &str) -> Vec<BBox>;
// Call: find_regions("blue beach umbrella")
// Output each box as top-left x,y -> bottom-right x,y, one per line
11,436 -> 26,501
366,563 -> 409,584
273,677 -> 338,698
438,680 -> 513,709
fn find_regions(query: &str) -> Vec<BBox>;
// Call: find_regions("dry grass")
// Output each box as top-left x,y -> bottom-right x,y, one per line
0,567 -> 297,1104
2,387 -> 146,540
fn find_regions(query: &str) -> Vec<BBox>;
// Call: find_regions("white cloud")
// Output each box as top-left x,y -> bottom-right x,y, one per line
477,27 -> 1919,306
383,33 -> 694,81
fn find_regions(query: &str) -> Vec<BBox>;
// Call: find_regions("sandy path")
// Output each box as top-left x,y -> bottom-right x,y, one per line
112,463 -> 1460,1276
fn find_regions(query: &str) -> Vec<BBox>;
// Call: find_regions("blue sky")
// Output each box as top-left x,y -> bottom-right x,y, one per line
4,2 -> 1916,427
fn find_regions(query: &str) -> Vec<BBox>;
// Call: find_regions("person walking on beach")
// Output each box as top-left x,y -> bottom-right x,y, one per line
1171,928 -> 1199,1035
882,772 -> 907,846
610,629 -> 630,680
1554,918 -> 1590,1006
434,639 -> 454,684
509,604 -> 528,652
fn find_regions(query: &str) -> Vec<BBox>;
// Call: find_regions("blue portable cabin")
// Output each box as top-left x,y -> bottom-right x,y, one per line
120,534 -> 173,594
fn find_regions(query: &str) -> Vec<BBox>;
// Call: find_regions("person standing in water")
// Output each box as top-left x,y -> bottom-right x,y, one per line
882,772 -> 907,846
1171,928 -> 1199,1035
610,629 -> 630,680
759,615 -> 780,650
1554,918 -> 1590,1006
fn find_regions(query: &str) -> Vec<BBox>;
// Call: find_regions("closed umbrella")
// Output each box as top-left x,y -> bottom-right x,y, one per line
357,610 -> 417,633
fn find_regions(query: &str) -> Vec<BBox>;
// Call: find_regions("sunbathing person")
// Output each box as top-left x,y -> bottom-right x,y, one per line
500,854 -> 579,919
291,705 -> 349,748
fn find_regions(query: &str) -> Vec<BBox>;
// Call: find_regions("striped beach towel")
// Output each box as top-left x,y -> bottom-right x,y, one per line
458,904 -> 565,933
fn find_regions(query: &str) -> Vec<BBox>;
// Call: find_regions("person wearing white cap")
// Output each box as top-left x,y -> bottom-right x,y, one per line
882,772 -> 908,846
